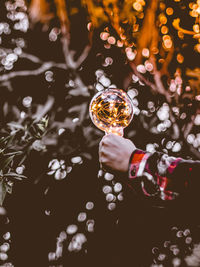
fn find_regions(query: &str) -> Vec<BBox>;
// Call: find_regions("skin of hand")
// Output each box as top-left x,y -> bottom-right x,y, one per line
99,134 -> 136,173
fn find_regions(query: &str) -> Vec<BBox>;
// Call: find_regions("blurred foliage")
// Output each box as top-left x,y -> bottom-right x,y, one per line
0,0 -> 199,266
0,107 -> 49,206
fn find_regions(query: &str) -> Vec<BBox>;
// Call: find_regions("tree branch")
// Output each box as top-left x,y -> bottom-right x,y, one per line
135,0 -> 159,65
29,0 -> 54,24
33,95 -> 55,122
20,52 -> 43,64
76,45 -> 91,69
0,61 -> 66,82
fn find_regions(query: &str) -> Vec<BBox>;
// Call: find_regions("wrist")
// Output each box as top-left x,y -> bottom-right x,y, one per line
128,149 -> 150,179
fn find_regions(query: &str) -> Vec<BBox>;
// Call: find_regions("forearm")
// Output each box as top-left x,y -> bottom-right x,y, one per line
128,149 -> 200,202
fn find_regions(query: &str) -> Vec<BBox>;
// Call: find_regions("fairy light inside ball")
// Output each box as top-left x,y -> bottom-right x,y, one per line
89,89 -> 134,136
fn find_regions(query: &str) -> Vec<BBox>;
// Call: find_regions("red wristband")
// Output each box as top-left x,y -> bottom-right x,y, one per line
129,149 -> 150,179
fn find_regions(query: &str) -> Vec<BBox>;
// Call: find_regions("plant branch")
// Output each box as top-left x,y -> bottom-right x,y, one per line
20,52 -> 43,64
172,18 -> 195,35
76,45 -> 91,69
33,95 -> 55,122
135,0 -> 159,65
0,61 -> 66,82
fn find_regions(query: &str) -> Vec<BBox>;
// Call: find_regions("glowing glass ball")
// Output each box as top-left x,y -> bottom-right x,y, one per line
89,89 -> 134,136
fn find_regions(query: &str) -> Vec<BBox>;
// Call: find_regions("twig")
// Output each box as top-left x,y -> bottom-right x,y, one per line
20,52 -> 43,64
169,110 -> 180,140
183,114 -> 196,139
76,45 -> 91,69
29,0 -> 54,24
160,45 -> 174,76
54,0 -> 75,68
129,62 -> 157,92
33,95 -> 55,122
54,0 -> 90,94
0,61 -> 66,82
21,52 -> 67,70
187,143 -> 200,159
135,0 -> 159,65
172,18 -> 195,36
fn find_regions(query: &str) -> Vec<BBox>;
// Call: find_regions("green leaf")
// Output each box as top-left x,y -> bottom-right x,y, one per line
29,125 -> 41,139
0,155 -> 14,171
6,135 -> 15,147
40,116 -> 49,128
6,182 -> 13,194
0,149 -> 5,154
0,135 -> 15,149
18,155 -> 27,166
44,116 -> 49,128
4,151 -> 23,156
4,172 -> 27,180
0,136 -> 10,147
36,123 -> 45,132
0,180 -> 7,206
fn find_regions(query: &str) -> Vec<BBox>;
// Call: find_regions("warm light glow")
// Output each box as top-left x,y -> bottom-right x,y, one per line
133,0 -> 145,12
133,24 -> 139,32
161,26 -> 168,34
159,14 -> 167,24
138,12 -> 144,19
100,32 -> 109,40
142,48 -> 150,57
194,33 -> 200,39
163,35 -> 172,49
195,43 -> 200,52
193,24 -> 200,33
89,89 -> 133,136
133,2 -> 142,12
117,40 -> 123,47
126,47 -> 136,60
178,31 -> 184,39
164,39 -> 172,49
159,2 -> 166,11
177,53 -> 184,63
107,36 -> 116,44
190,10 -> 199,17
158,58 -> 165,64
120,34 -> 126,40
151,47 -> 159,54
145,61 -> 153,71
166,7 -> 173,15
87,22 -> 92,31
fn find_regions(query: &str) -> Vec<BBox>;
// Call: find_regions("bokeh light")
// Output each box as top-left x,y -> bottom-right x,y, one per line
89,89 -> 134,135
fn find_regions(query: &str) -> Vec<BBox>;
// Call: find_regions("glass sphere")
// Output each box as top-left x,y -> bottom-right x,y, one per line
89,89 -> 134,135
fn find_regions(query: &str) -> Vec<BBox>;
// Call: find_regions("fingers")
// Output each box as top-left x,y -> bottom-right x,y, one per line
99,135 -> 111,154
100,134 -> 110,146
99,134 -> 136,173
99,134 -> 127,172
99,150 -> 107,171
99,134 -> 121,161
99,146 -> 109,163
100,134 -> 118,148
99,135 -> 113,156
99,142 -> 112,171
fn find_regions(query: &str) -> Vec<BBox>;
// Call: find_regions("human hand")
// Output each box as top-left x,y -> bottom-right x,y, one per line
99,134 -> 136,173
